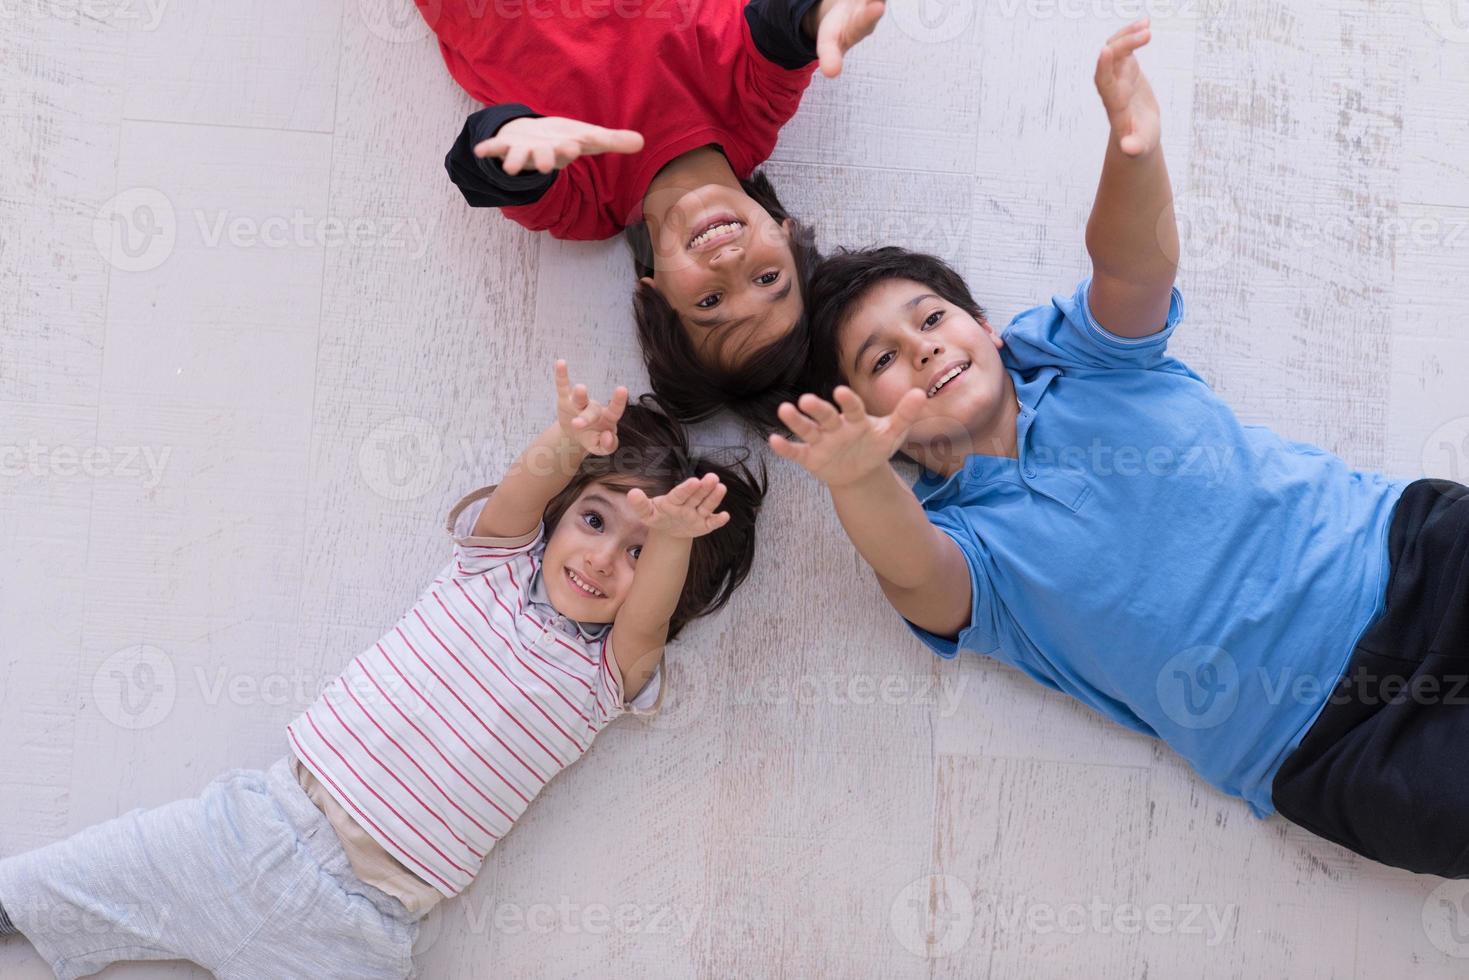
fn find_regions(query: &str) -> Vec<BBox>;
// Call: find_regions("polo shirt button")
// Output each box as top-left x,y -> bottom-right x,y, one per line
1024,468 -> 1036,478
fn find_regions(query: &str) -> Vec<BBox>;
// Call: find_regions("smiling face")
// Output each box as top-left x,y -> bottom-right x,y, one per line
643,184 -> 804,370
836,278 -> 1015,469
540,482 -> 651,624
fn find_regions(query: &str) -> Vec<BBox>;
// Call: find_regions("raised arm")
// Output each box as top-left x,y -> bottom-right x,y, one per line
446,107 -> 643,209
473,360 -> 628,538
770,388 -> 971,639
609,475 -> 732,700
744,0 -> 885,76
1084,19 -> 1179,339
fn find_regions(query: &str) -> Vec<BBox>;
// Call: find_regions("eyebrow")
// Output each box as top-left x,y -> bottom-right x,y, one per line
849,293 -> 942,373
581,492 -> 616,513
689,279 -> 795,329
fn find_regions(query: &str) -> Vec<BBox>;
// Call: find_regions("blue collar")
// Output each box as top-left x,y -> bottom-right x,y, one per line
913,365 -> 1062,506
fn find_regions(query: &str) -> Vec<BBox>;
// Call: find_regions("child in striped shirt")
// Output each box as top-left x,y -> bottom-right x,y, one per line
0,362 -> 763,980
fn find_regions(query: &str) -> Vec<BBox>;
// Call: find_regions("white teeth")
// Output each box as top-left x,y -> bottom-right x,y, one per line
689,221 -> 742,248
927,363 -> 969,398
566,569 -> 604,598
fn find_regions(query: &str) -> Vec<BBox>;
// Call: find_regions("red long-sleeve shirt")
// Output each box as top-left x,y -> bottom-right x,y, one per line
422,0 -> 819,240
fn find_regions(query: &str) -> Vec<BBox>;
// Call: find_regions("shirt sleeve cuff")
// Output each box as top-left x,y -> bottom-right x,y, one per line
743,0 -> 821,69
445,105 -> 559,207
625,664 -> 665,716
1076,276 -> 1187,353
446,485 -> 543,548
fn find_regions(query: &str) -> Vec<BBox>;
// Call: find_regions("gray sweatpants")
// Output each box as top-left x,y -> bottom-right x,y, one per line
0,755 -> 419,979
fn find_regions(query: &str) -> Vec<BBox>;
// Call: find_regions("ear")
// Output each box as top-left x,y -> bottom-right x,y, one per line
981,314 -> 1004,349
639,276 -> 656,291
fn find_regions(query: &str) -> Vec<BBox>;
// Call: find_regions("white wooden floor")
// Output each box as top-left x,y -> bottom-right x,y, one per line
4,1 -> 1469,977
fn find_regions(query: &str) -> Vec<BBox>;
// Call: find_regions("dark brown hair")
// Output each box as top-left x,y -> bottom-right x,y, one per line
541,395 -> 766,641
625,171 -> 820,433
802,246 -> 987,400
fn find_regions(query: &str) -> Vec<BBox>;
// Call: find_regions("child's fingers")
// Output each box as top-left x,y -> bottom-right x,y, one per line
777,401 -> 822,442
696,481 -> 727,516
832,386 -> 868,424
889,387 -> 928,430
590,127 -> 645,156
606,386 -> 629,421
598,430 -> 616,454
553,360 -> 571,400
502,144 -> 532,176
683,474 -> 721,513
767,432 -> 807,464
531,143 -> 556,173
816,35 -> 844,79
474,137 -> 508,159
797,393 -> 842,431
627,487 -> 656,521
572,383 -> 589,411
1105,17 -> 1148,45
664,476 -> 703,508
706,510 -> 731,531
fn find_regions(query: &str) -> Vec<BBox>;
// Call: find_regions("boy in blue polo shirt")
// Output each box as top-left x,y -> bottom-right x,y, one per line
775,19 -> 1469,876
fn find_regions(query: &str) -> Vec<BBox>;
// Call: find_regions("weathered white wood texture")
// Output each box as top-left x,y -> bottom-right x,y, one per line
3,0 -> 1469,976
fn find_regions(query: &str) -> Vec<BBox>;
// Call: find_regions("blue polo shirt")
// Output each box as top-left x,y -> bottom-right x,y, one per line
907,279 -> 1409,817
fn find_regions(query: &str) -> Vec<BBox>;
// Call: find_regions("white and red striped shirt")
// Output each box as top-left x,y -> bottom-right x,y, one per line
286,486 -> 662,899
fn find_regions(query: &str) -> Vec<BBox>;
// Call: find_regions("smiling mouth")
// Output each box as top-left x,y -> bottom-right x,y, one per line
927,362 -> 971,398
687,215 -> 744,251
565,567 -> 606,599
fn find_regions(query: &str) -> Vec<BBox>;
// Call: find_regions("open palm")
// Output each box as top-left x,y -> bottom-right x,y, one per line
475,116 -> 644,175
1095,19 -> 1161,157
769,387 -> 926,487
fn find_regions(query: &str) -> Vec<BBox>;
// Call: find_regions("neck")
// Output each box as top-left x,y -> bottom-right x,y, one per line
917,372 -> 1021,478
641,145 -> 740,236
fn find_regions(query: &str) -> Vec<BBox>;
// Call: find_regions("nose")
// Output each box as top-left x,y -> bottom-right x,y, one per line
914,342 -> 944,367
584,542 -> 616,575
709,245 -> 743,267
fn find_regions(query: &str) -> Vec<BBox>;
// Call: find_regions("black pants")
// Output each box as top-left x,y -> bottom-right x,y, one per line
1272,479 -> 1469,877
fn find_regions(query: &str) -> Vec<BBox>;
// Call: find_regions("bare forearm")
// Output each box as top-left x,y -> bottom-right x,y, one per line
829,466 -> 952,591
473,422 -> 587,538
1085,140 -> 1177,289
609,531 -> 688,692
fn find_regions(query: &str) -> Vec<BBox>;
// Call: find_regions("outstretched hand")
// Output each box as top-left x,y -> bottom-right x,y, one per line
805,0 -> 887,78
554,360 -> 628,456
1095,19 -> 1161,157
768,386 -> 926,487
475,116 -> 644,175
628,473 -> 731,539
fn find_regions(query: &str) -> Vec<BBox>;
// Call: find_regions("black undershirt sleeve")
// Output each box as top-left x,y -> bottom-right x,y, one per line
744,0 -> 822,70
444,104 -> 559,208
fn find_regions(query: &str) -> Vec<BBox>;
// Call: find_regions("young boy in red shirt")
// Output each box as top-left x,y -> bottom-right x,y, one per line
419,0 -> 886,427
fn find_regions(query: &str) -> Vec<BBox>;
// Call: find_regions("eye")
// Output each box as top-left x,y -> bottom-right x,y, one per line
696,293 -> 722,310
581,510 -> 604,531
872,351 -> 894,374
754,270 -> 779,286
921,310 -> 943,329
628,545 -> 642,561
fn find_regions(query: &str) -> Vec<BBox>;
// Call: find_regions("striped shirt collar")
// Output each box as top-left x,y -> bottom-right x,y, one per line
526,563 -> 611,642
